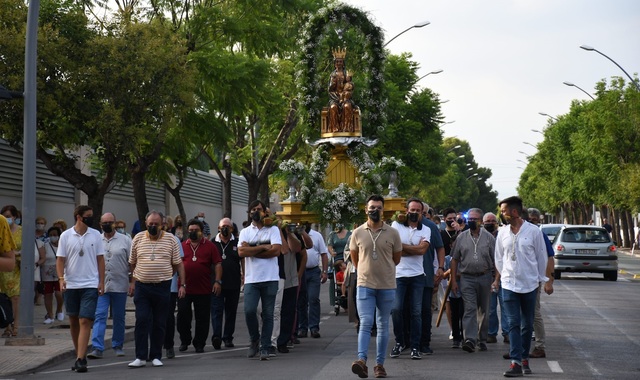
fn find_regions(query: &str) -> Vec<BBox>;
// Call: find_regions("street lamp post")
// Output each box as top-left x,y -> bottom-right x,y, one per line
531,129 -> 543,135
580,45 -> 640,91
450,154 -> 465,163
523,141 -> 537,149
538,112 -> 558,122
517,159 -> 528,165
466,173 -> 478,180
415,69 -> 444,84
519,151 -> 531,159
446,144 -> 461,153
384,20 -> 430,47
563,81 -> 595,100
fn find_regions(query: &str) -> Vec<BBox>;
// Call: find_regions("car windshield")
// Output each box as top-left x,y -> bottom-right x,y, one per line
561,228 -> 611,243
542,226 -> 562,239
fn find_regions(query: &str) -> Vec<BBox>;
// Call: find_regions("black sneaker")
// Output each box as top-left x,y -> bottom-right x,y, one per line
462,339 -> 475,353
522,359 -> 532,374
452,340 -> 462,349
212,336 -> 222,350
223,339 -> 235,348
479,342 -> 488,351
420,346 -> 434,355
73,358 -> 87,373
410,348 -> 422,360
267,346 -> 277,357
166,348 -> 175,359
259,349 -> 269,361
504,362 -> 523,377
390,343 -> 404,358
247,340 -> 259,358
277,345 -> 290,354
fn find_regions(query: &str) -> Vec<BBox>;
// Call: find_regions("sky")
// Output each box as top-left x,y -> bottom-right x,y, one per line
342,0 -> 640,200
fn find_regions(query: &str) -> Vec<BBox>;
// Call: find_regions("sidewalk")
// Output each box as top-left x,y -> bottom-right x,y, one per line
0,297 -> 136,377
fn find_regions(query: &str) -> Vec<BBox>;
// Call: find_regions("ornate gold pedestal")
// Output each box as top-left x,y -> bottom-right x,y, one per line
278,201 -> 317,224
383,197 -> 406,222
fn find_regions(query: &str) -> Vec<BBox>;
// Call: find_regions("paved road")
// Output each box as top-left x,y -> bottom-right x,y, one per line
12,258 -> 640,380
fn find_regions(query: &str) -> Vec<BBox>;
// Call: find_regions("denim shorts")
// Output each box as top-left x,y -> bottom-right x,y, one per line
64,288 -> 99,319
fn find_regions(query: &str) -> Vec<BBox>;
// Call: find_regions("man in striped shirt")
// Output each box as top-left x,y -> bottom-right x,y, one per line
128,211 -> 185,368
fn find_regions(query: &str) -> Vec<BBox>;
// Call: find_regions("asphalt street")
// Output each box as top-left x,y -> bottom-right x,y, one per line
10,253 -> 640,380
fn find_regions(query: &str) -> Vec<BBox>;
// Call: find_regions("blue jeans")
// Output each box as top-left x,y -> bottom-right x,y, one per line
211,288 -> 241,343
133,280 -> 171,361
356,286 -> 395,365
298,267 -> 321,332
392,275 -> 424,349
489,286 -> 508,337
244,281 -> 278,350
502,288 -> 537,364
91,292 -> 127,350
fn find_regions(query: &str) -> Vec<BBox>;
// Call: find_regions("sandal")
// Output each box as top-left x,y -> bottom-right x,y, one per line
2,328 -> 11,338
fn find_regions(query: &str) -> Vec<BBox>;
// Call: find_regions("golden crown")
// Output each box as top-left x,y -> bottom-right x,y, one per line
332,47 -> 347,59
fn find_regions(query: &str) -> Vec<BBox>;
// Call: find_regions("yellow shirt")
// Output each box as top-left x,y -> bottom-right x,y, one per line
0,216 -> 17,255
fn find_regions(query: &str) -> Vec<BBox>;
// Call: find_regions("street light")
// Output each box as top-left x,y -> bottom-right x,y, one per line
538,112 -> 558,122
467,167 -> 474,171
384,20 -> 431,47
531,129 -> 543,135
580,45 -> 640,91
466,173 -> 479,180
440,120 -> 456,126
415,69 -> 444,84
446,144 -> 461,153
563,81 -> 595,100
519,151 -> 531,158
517,159 -> 528,165
0,85 -> 23,100
523,141 -> 537,149
440,99 -> 450,104
450,154 -> 465,163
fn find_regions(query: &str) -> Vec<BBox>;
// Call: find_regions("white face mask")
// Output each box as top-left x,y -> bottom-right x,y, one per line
49,236 -> 59,244
36,223 -> 45,231
197,217 -> 204,222
116,228 -> 125,234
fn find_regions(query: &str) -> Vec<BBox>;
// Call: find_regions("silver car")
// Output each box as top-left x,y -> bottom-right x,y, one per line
540,224 -> 565,242
553,225 -> 618,281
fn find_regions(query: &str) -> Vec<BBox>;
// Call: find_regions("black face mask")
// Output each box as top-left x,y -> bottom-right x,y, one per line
368,210 -> 381,223
251,211 -> 262,222
220,226 -> 230,237
101,223 -> 113,233
147,225 -> 158,236
446,220 -> 454,228
189,231 -> 199,241
82,216 -> 94,227
408,212 -> 420,223
484,224 -> 496,233
468,221 -> 478,230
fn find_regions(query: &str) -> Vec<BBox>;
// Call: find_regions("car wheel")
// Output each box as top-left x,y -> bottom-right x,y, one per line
553,271 -> 561,280
604,271 -> 617,281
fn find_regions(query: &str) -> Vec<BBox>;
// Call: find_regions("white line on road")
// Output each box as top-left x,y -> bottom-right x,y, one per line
586,361 -> 602,376
547,361 -> 563,373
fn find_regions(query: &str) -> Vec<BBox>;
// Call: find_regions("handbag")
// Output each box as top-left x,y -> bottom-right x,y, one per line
0,292 -> 13,328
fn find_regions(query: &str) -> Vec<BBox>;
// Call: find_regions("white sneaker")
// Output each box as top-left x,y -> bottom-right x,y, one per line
44,318 -> 54,324
56,312 -> 65,321
128,359 -> 146,368
151,358 -> 163,367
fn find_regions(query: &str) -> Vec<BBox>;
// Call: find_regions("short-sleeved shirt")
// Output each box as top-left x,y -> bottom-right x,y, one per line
103,232 -> 132,293
327,230 -> 352,255
451,228 -> 496,275
391,221 -> 431,278
350,223 -> 403,290
182,238 -> 221,294
238,223 -> 282,284
0,215 -> 16,255
42,240 -> 58,282
57,227 -> 105,289
306,229 -> 328,269
130,231 -> 182,283
213,234 -> 242,290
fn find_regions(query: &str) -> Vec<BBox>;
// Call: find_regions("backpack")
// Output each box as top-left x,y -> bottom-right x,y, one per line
0,293 -> 13,328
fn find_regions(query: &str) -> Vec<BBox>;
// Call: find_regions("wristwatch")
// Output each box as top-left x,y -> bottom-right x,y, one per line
215,280 -> 223,285
322,270 -> 327,274
181,284 -> 186,288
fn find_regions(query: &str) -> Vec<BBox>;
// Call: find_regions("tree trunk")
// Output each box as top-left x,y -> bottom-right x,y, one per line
131,168 -> 150,230
222,165 -> 233,218
246,174 -> 260,206
621,209 -> 632,248
611,208 -> 622,246
259,178 -> 270,208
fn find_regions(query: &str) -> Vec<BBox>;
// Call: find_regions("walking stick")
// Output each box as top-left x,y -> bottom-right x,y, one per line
436,278 -> 453,327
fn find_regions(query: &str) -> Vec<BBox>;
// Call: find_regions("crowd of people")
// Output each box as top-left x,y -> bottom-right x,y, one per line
0,196 -> 555,378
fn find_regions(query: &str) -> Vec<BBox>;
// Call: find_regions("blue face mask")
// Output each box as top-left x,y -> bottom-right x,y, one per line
15,218 -> 21,225
5,217 -> 13,225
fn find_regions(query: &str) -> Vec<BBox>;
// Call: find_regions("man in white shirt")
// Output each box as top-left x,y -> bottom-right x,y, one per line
494,196 -> 548,378
297,223 -> 328,338
238,200 -> 282,361
390,198 -> 430,360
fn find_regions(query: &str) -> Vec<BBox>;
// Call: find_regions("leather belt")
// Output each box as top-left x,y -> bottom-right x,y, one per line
461,272 -> 488,277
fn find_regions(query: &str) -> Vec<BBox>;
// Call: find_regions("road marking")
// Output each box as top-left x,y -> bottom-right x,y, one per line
39,347 -> 248,374
321,316 -> 331,320
586,361 -> 602,376
547,361 -> 563,373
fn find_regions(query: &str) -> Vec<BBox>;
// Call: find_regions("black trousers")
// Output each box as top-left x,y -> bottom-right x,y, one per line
177,294 -> 211,349
164,292 -> 178,349
277,286 -> 298,346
